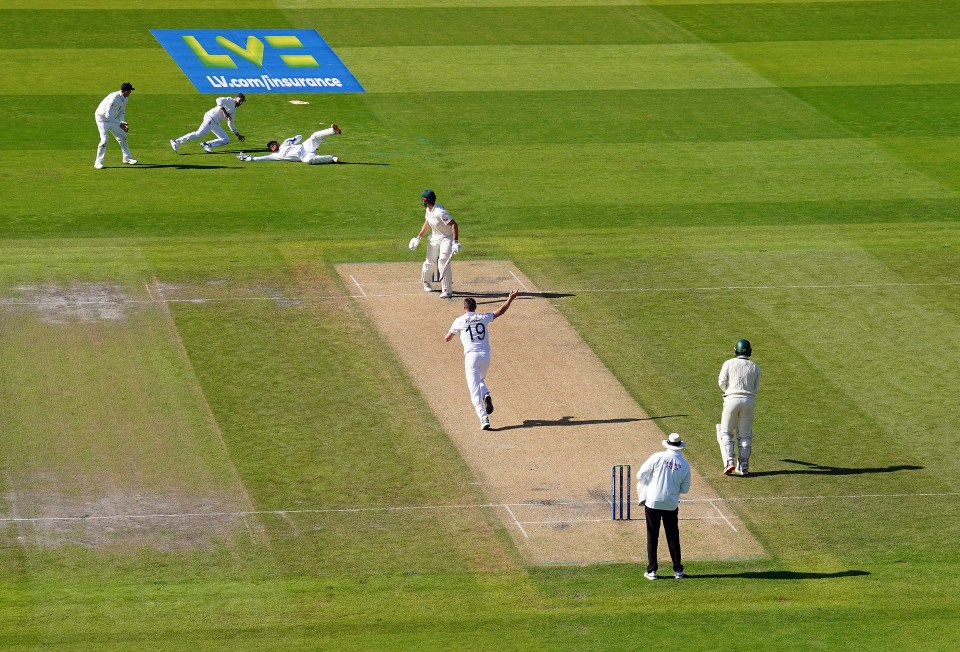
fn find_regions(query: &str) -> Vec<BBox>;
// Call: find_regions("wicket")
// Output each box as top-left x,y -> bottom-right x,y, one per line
611,464 -> 631,520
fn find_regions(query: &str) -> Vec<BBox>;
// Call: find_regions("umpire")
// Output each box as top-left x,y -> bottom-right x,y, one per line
637,433 -> 691,580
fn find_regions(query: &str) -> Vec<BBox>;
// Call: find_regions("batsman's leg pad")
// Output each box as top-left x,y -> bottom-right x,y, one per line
738,432 -> 753,466
717,425 -> 735,464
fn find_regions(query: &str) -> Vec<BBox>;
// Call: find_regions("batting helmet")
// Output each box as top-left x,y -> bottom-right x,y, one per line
734,339 -> 752,357
421,189 -> 437,205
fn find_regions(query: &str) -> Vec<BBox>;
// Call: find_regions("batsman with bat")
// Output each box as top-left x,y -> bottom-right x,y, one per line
408,189 -> 460,299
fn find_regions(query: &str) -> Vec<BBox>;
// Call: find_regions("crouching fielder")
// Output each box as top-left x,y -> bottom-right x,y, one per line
408,189 -> 460,299
717,338 -> 761,476
238,124 -> 342,164
445,290 -> 519,430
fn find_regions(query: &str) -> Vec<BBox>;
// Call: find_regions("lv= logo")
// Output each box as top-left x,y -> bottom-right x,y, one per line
183,34 -> 319,69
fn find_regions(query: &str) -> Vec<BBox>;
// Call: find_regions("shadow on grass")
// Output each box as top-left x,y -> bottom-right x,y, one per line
745,459 -> 924,477
494,415 -> 687,431
117,164 -> 234,170
689,570 -> 870,580
467,291 -> 576,303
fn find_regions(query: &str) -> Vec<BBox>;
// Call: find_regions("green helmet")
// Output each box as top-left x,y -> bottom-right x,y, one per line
735,339 -> 752,357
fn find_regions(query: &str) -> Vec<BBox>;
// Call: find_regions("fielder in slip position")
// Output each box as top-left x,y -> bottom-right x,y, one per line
237,125 -> 342,164
170,94 -> 246,154
94,82 -> 136,169
409,189 -> 460,299
445,291 -> 519,431
717,338 -> 761,476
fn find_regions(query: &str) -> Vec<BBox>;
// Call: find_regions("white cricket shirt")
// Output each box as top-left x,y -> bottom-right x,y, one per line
95,91 -> 127,121
719,356 -> 761,397
449,312 -> 495,355
425,204 -> 455,241
636,449 -> 691,511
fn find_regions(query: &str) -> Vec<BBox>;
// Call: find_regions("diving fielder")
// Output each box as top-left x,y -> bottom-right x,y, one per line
445,290 -> 519,430
409,189 -> 459,299
717,339 -> 760,476
237,124 -> 341,164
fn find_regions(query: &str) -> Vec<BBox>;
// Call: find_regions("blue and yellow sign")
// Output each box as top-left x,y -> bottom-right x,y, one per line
151,29 -> 364,94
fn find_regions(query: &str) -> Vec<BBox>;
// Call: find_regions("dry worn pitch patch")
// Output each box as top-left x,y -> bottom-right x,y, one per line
338,261 -> 765,565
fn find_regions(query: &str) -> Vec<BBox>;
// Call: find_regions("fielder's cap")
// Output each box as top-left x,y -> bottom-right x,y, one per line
236,92 -> 246,100
662,433 -> 686,449
120,82 -> 135,92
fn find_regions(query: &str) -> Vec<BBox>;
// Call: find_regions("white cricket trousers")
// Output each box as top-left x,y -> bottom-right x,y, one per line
421,237 -> 453,293
718,395 -> 755,468
464,350 -> 491,422
175,114 -> 230,148
95,116 -> 132,165
300,127 -> 338,165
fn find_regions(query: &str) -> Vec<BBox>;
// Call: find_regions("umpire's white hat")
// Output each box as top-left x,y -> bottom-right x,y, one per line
662,433 -> 686,449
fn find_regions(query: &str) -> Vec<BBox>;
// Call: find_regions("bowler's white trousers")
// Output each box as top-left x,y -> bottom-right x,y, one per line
464,350 -> 491,422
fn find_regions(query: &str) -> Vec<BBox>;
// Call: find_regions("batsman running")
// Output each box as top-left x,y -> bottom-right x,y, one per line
717,338 -> 761,476
409,189 -> 459,299
445,291 -> 519,430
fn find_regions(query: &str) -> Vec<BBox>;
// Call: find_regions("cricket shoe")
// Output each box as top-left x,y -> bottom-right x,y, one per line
200,142 -> 213,153
122,157 -> 137,165
644,571 -> 657,581
440,290 -> 453,299
422,283 -> 433,292
674,572 -> 685,580
94,162 -> 103,169
739,468 -> 750,477
332,124 -> 341,135
484,394 -> 494,415
170,139 -> 179,154
723,462 -> 736,476
480,418 -> 491,431
332,156 -> 340,163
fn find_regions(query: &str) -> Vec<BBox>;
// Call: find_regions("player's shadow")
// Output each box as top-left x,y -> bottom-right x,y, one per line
337,161 -> 389,166
744,459 -> 924,477
120,164 -> 234,170
494,414 -> 687,432
470,291 -> 576,302
687,570 -> 870,580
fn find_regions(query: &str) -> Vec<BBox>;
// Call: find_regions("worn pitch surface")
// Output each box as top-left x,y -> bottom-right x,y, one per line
338,261 -> 764,564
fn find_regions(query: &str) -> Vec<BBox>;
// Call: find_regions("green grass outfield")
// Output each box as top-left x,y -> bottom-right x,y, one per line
1,0 -> 959,648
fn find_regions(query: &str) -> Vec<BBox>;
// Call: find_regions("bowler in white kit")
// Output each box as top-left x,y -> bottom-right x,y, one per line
445,290 -> 519,430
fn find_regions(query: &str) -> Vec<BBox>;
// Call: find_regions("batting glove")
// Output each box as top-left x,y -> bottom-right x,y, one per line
451,241 -> 462,255
408,236 -> 421,250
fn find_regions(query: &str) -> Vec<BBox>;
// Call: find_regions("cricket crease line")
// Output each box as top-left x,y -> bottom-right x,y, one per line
349,275 -> 367,298
2,492 -> 955,524
708,499 -> 738,533
503,504 -> 529,538
509,270 -> 530,293
5,280 -> 955,308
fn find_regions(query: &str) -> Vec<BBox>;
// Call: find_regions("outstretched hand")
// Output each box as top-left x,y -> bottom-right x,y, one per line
237,133 -> 246,142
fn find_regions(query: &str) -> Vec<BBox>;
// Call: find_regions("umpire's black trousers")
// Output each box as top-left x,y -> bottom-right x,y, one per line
645,505 -> 683,574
